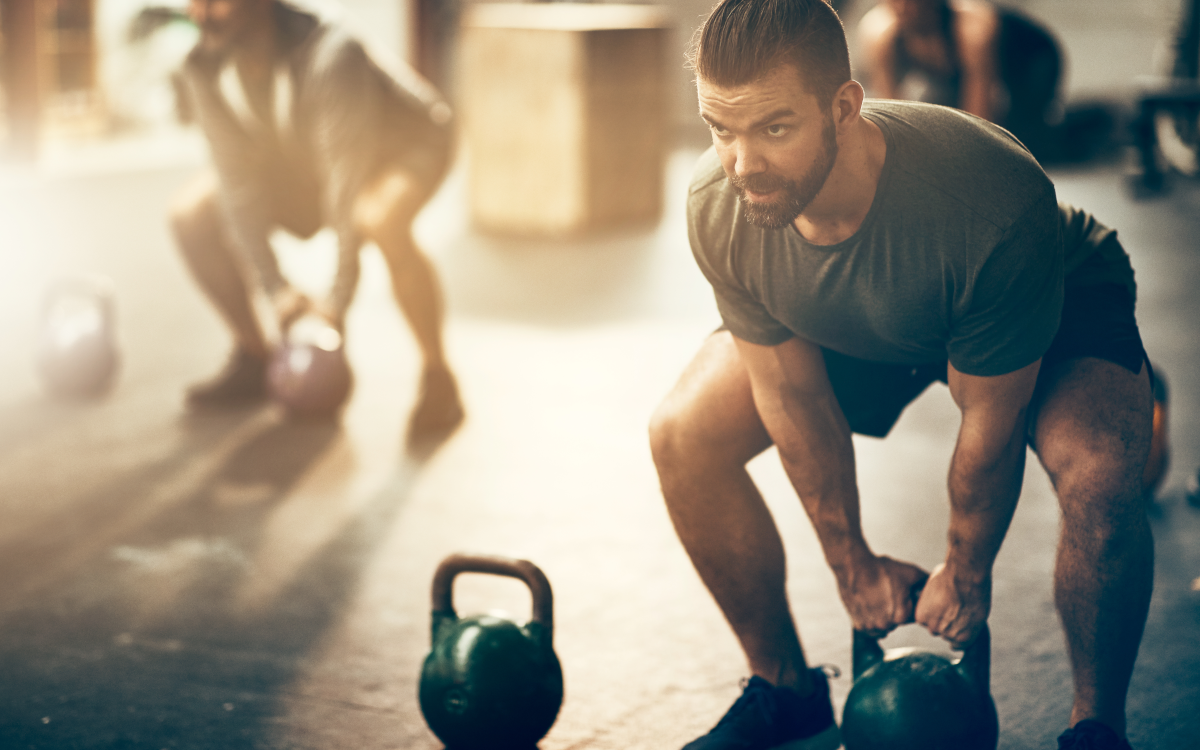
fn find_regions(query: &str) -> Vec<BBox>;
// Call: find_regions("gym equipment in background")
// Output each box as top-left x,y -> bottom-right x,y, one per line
37,275 -> 120,397
1132,0 -> 1200,191
267,315 -> 352,418
1143,367 -> 1171,498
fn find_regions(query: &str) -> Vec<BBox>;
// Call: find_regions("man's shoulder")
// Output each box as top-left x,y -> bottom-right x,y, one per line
686,147 -> 741,242
688,146 -> 728,197
865,100 -> 1055,228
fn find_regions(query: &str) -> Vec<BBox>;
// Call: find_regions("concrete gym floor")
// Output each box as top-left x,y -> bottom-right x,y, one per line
1,6 -> 1199,750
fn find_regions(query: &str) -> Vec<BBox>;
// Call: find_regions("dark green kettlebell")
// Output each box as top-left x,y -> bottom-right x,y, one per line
841,624 -> 998,750
419,554 -> 563,750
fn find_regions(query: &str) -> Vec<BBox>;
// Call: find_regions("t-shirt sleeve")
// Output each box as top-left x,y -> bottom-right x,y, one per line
687,182 -> 795,346
947,193 -> 1063,376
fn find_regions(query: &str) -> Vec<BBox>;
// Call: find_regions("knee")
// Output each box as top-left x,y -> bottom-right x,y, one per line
648,397 -> 687,473
1054,453 -> 1151,550
355,171 -> 422,244
648,392 -> 744,480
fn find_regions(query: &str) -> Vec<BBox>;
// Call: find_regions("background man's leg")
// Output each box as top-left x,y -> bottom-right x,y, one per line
169,172 -> 269,404
1030,357 -> 1155,737
357,171 -> 461,434
649,331 -> 815,694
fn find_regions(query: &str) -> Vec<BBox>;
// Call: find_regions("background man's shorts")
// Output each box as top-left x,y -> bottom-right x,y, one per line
824,283 -> 1149,438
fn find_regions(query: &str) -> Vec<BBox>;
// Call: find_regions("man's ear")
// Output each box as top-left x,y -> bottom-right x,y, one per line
832,80 -> 865,130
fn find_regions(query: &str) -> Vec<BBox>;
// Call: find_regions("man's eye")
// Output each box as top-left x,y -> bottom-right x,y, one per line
766,124 -> 787,136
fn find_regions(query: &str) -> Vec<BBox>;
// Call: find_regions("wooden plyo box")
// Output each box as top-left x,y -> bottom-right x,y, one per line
460,3 -> 671,237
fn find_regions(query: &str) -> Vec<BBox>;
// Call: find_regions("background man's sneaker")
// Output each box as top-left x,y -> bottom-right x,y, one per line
1057,720 -> 1133,750
683,668 -> 841,750
186,348 -> 268,408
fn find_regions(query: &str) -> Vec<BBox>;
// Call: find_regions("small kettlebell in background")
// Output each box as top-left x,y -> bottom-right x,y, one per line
419,554 -> 564,750
37,275 -> 120,398
267,314 -> 352,418
1142,366 -> 1169,498
841,624 -> 999,750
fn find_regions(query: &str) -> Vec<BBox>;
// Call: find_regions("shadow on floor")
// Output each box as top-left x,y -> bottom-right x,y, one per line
0,407 -> 426,749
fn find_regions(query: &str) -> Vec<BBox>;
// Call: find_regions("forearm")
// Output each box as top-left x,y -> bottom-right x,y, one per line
960,79 -> 994,122
763,386 -> 872,572
324,229 -> 363,323
218,191 -> 288,296
944,411 -> 1027,577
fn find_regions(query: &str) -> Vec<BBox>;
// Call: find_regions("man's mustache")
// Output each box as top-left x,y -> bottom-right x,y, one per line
729,173 -> 791,194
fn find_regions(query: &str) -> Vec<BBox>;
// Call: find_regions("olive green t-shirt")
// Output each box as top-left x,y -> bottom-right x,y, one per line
688,100 -> 1135,377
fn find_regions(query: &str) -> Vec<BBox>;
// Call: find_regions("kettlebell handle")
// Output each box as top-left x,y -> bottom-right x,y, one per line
42,275 -> 116,325
430,553 -> 554,636
852,622 -> 991,693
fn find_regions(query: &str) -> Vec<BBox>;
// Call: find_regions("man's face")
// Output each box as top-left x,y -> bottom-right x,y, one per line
188,0 -> 263,55
698,63 -> 839,229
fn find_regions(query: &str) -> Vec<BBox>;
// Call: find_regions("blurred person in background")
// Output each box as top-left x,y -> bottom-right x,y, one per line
170,0 -> 462,433
857,0 -> 1068,160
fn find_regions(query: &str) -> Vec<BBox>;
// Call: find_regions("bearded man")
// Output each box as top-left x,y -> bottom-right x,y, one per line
649,1 -> 1154,748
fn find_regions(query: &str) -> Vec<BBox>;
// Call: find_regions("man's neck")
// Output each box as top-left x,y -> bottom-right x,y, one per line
793,114 -> 887,246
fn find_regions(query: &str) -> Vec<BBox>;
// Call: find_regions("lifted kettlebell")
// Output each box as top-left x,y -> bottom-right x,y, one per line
267,315 -> 353,418
841,624 -> 999,750
419,554 -> 564,750
37,275 -> 120,398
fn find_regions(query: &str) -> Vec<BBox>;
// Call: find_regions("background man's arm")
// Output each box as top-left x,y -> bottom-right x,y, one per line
178,62 -> 296,317
856,5 -> 902,100
733,335 -> 927,635
956,1 -> 1001,121
915,358 -> 1040,646
305,35 -> 388,327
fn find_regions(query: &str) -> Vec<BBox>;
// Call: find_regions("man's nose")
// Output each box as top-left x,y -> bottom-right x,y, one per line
733,140 -> 767,178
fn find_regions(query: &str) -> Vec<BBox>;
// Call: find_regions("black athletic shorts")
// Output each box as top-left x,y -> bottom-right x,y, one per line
823,283 -> 1149,438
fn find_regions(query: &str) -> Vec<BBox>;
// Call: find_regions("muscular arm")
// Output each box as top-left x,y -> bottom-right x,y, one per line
916,358 -> 1040,645
954,0 -> 1001,121
857,5 -> 901,100
304,33 -> 390,324
179,59 -> 290,301
734,335 -> 927,634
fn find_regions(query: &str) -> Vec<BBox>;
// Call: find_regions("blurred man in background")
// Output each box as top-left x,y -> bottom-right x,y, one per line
857,0 -> 1065,160
171,0 -> 461,433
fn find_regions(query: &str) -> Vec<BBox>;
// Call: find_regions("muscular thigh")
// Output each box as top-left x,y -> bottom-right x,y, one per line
356,139 -> 452,243
353,168 -> 429,243
654,331 -> 773,467
1029,357 -> 1153,518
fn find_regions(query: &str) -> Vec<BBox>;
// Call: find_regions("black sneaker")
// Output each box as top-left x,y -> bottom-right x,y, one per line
185,348 -> 267,408
683,668 -> 840,750
1057,720 -> 1133,750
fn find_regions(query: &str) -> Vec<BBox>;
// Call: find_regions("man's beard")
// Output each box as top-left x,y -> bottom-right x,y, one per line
730,117 -> 839,229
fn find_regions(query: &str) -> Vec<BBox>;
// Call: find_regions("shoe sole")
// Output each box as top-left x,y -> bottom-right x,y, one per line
773,724 -> 841,750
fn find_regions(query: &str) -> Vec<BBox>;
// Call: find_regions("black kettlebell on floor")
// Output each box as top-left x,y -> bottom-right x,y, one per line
419,554 -> 564,750
267,315 -> 352,418
37,275 -> 119,397
841,624 -> 998,750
